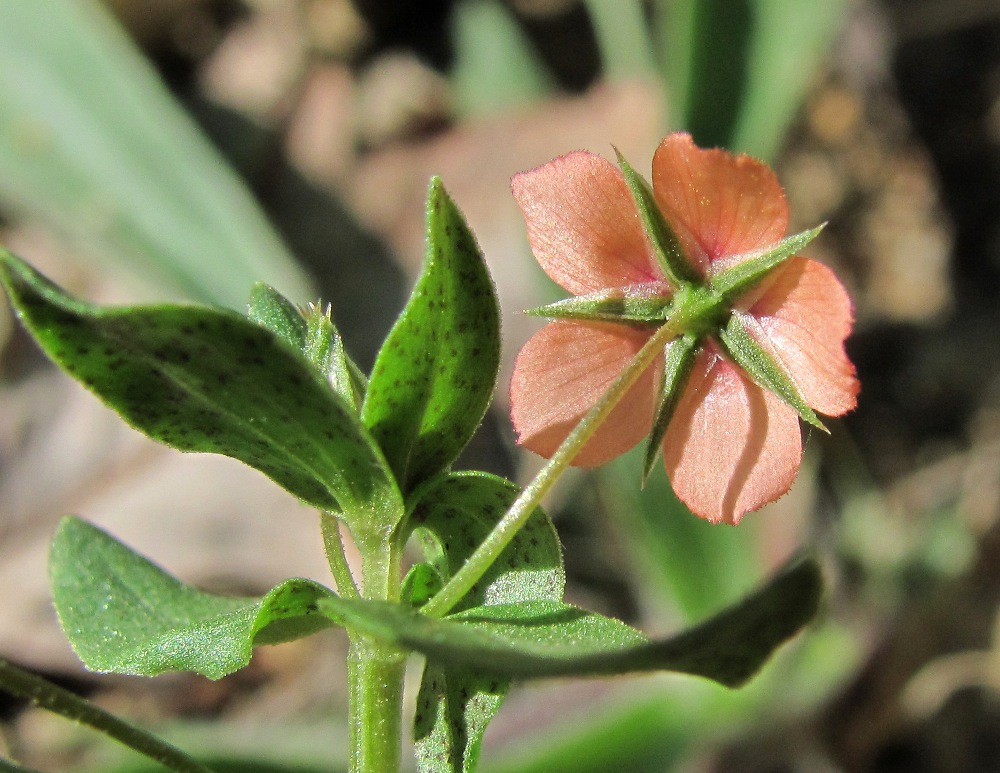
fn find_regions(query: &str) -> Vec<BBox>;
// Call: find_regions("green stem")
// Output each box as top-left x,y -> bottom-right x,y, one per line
321,512 -> 360,599
0,657 -> 213,773
422,317 -> 683,619
346,636 -> 406,773
348,531 -> 405,773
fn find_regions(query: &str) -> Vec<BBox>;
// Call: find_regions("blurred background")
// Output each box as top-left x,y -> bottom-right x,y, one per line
1,0 -> 999,770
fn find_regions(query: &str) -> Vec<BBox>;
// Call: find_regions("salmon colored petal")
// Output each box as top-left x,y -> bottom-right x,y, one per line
510,320 -> 659,467
662,344 -> 801,525
511,151 -> 663,295
738,257 -> 859,417
651,133 -> 788,276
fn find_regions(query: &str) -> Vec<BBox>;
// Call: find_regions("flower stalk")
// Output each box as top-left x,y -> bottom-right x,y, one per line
422,315 -> 683,619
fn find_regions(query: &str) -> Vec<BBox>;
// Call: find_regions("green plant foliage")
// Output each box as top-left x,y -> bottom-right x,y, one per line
362,179 -> 500,494
248,283 -> 308,350
0,251 -> 402,533
0,0 -> 311,307
321,555 -> 821,688
304,304 -> 367,412
50,517 -> 338,680
406,472 -> 564,773
407,472 -> 565,611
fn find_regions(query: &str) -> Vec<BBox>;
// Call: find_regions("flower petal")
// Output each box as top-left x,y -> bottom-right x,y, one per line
662,344 -> 801,525
510,320 -> 659,467
651,133 -> 788,276
512,151 -> 663,295
738,257 -> 859,417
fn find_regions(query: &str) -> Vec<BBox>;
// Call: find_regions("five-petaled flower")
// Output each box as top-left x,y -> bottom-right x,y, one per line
509,133 -> 859,525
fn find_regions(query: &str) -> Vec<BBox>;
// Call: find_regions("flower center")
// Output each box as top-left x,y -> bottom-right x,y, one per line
669,283 -> 731,337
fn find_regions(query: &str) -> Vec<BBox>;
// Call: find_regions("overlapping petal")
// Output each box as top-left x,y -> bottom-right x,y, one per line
512,151 -> 663,295
737,257 -> 859,417
510,133 -> 858,525
661,344 -> 802,525
651,134 -> 787,276
510,320 -> 660,467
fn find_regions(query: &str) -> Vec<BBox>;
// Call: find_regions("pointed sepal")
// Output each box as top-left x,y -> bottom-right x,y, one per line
615,147 -> 698,286
526,288 -> 670,326
718,313 -> 827,431
711,224 -> 825,301
642,333 -> 699,483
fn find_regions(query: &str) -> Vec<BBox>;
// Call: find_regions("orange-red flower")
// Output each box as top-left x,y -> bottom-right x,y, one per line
509,133 -> 859,524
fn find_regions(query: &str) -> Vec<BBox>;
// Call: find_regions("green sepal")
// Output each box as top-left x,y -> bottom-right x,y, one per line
615,147 -> 698,286
362,178 -> 501,494
318,553 -> 822,688
303,302 -> 367,411
405,472 -> 564,772
718,313 -> 827,431
642,333 -> 699,483
527,288 -> 669,326
0,250 -> 403,533
247,282 -> 307,350
710,224 -> 824,300
50,517 -> 338,680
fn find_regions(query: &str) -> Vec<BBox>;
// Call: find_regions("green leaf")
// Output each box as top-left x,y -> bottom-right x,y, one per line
402,563 -> 445,608
642,333 -> 698,482
407,472 -> 564,773
362,179 -> 500,493
50,517 -> 338,680
717,313 -> 826,431
407,472 -> 565,612
0,251 -> 402,532
615,148 -> 697,286
321,554 -> 822,688
710,225 -> 824,301
0,0 -> 311,308
247,283 -> 307,350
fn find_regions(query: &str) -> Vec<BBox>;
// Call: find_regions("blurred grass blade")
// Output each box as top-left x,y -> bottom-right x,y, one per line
608,447 -> 762,621
654,0 -> 848,159
451,0 -> 554,117
0,0 -> 312,307
584,0 -> 657,81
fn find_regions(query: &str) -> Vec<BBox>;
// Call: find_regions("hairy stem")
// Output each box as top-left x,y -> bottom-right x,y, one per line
320,512 -> 360,599
0,657 -> 212,773
347,637 -> 406,773
348,529 -> 405,772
